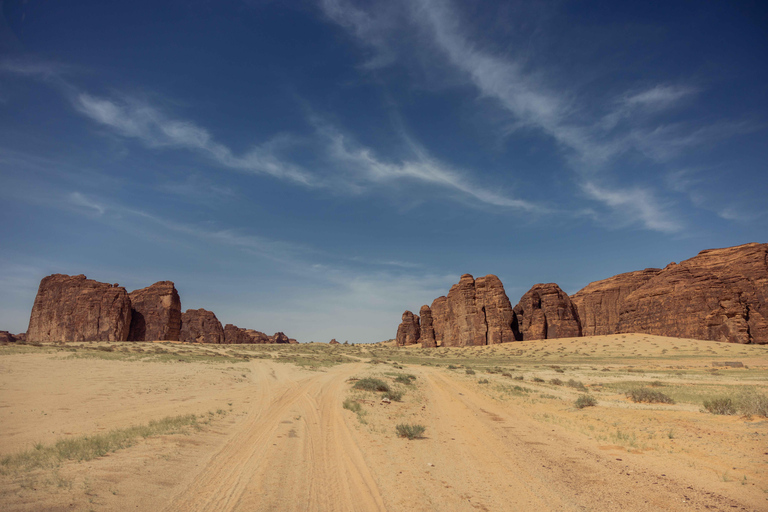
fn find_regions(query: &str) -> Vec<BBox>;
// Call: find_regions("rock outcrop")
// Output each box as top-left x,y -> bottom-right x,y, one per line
615,244 -> 768,344
571,269 -> 662,336
180,309 -> 225,344
0,331 -> 16,343
27,274 -> 132,342
270,332 -> 290,344
127,281 -> 182,341
512,283 -> 581,340
396,310 -> 421,346
419,305 -> 436,348
329,338 -> 340,345
223,324 -> 269,344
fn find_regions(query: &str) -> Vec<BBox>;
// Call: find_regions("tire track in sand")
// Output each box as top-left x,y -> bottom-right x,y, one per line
163,362 -> 385,512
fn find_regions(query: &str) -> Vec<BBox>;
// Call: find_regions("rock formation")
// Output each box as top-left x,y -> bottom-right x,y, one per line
419,305 -> 436,348
615,243 -> 768,344
27,274 -> 132,342
329,338 -> 340,345
0,331 -> 16,343
571,269 -> 662,336
512,283 -> 581,340
270,332 -> 290,344
396,310 -> 421,346
223,324 -> 269,344
127,281 -> 182,341
180,309 -> 225,344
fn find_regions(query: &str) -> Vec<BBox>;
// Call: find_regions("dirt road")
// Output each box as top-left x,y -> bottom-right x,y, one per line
1,353 -> 762,511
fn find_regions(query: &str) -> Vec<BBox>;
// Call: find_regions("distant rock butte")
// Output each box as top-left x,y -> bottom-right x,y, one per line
513,283 -> 581,340
128,281 -> 182,341
329,339 -> 340,345
0,331 -> 17,343
395,243 -> 768,345
27,274 -> 132,342
396,310 -> 420,346
180,309 -> 224,344
25,273 -> 295,344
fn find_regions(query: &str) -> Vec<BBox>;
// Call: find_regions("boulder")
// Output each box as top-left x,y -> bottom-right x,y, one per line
0,331 -> 16,343
615,243 -> 768,344
128,281 -> 182,341
419,305 -> 436,348
27,274 -> 132,342
512,283 -> 581,340
180,309 -> 224,344
571,269 -> 662,336
396,310 -> 420,346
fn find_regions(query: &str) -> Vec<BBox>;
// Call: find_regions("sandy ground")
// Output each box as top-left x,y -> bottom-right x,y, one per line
0,335 -> 766,511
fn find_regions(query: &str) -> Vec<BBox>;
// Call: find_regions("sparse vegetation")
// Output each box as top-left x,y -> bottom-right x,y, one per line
384,390 -> 404,401
394,374 -> 417,385
478,378 -> 489,384
702,397 -> 736,415
574,395 -> 597,409
465,368 -> 475,375
353,378 -> 391,393
0,414 -> 200,473
626,388 -> 675,404
550,378 -> 563,386
566,379 -> 587,391
396,424 -> 426,440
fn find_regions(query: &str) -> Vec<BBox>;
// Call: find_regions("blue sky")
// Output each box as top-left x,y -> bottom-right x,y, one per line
1,0 -> 766,342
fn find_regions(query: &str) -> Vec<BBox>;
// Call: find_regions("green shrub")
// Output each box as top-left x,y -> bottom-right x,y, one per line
702,397 -> 736,415
575,395 -> 597,409
396,424 -> 426,440
353,378 -> 391,393
384,390 -> 403,401
566,379 -> 587,391
465,368 -> 476,375
478,379 -> 489,384
343,398 -> 362,413
394,374 -> 416,385
626,388 -> 675,404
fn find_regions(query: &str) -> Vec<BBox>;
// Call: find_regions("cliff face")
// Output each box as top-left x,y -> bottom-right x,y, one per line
571,269 -> 663,336
180,309 -> 225,344
27,274 -> 132,342
128,281 -> 182,341
513,283 -> 581,340
615,243 -> 768,344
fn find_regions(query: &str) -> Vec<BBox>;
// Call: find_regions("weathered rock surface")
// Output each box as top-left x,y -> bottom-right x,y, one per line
27,274 -> 132,342
180,309 -> 224,344
329,338 -> 340,345
419,305 -> 436,348
14,332 -> 26,342
128,281 -> 182,341
571,269 -> 662,336
429,274 -> 515,347
288,338 -> 299,344
396,310 -> 421,346
0,331 -> 16,343
223,324 -> 269,344
512,283 -> 581,340
615,243 -> 768,344
270,332 -> 290,344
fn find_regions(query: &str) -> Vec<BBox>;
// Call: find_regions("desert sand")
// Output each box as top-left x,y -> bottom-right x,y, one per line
1,335 -> 766,511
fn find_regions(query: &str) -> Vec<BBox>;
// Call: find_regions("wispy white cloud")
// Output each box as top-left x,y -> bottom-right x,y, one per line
68,191 -> 106,216
73,93 -> 316,185
582,182 -> 682,233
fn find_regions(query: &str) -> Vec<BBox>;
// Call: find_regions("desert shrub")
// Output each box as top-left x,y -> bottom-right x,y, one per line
447,365 -> 457,370
532,377 -> 544,383
650,381 -> 666,387
702,397 -> 736,415
396,424 -> 425,440
514,376 -> 524,381
478,379 -> 489,384
550,378 -> 563,386
353,378 -> 391,393
554,368 -> 565,373
626,388 -> 675,404
502,372 -> 513,378
736,389 -> 768,418
384,390 -> 403,401
575,395 -> 597,409
465,368 -> 476,375
394,374 -> 416,385
566,379 -> 587,391
343,398 -> 362,413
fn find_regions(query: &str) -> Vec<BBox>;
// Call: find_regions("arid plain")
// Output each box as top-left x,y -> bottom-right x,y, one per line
1,335 -> 766,511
